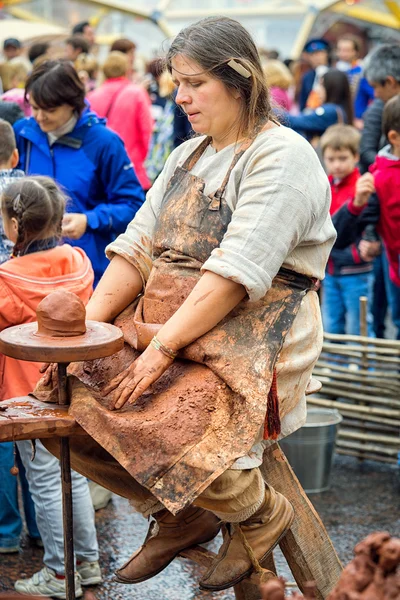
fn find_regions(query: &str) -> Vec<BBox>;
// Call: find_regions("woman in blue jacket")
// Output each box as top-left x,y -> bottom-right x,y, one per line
284,69 -> 353,141
14,60 -> 145,284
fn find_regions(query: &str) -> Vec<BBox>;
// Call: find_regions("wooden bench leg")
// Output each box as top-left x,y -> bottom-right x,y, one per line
234,553 -> 276,599
260,443 -> 342,600
182,541 -> 276,599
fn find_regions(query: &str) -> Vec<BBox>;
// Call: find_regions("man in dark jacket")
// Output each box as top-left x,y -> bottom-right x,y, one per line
359,44 -> 400,173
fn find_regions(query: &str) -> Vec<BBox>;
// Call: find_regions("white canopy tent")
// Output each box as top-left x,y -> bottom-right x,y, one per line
0,19 -> 67,50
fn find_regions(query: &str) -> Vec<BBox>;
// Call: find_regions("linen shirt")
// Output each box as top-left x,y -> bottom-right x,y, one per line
107,124 -> 336,300
107,124 -> 336,468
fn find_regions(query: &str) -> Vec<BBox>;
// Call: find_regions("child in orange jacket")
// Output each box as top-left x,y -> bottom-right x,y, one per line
0,177 -> 94,398
0,176 -> 102,598
0,120 -> 41,556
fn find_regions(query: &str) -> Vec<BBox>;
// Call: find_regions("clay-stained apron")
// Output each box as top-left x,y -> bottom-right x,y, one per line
57,134 -> 316,514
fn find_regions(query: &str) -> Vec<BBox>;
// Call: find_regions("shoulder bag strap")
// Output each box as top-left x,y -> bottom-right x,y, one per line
105,83 -> 129,120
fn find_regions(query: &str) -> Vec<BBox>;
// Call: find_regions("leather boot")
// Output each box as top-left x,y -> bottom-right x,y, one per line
115,506 -> 220,584
199,485 -> 294,591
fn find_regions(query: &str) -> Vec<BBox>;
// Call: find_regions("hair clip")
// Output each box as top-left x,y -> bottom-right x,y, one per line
227,59 -> 251,79
12,193 -> 22,213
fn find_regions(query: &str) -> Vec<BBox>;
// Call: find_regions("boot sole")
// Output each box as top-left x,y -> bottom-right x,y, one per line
199,512 -> 294,592
80,576 -> 103,586
114,529 -> 220,585
14,587 -> 83,599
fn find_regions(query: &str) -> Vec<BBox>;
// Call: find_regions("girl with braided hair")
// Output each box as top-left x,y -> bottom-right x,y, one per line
0,176 -> 102,599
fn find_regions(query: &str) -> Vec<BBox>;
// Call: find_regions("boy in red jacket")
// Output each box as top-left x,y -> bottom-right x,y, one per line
332,94 -> 400,339
320,124 -> 373,335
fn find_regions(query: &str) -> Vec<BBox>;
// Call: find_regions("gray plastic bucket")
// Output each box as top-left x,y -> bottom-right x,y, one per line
279,408 -> 343,493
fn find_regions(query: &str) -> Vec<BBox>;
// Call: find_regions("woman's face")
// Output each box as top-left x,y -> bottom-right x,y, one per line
29,96 -> 75,133
171,54 -> 243,149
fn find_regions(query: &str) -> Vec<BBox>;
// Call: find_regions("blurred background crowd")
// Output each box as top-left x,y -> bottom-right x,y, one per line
0,1 -> 400,597
2,7 -> 398,340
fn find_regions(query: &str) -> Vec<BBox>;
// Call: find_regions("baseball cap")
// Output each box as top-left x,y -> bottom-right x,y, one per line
3,38 -> 21,50
304,38 -> 330,53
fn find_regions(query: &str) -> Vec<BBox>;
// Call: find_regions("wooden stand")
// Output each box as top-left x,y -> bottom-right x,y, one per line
0,393 -> 342,600
0,317 -> 123,600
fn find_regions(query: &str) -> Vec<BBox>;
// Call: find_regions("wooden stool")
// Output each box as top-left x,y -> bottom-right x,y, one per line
0,377 -> 341,600
0,305 -> 123,600
180,377 -> 341,599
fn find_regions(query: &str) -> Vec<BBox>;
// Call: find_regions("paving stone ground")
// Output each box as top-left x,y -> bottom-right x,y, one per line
0,454 -> 399,599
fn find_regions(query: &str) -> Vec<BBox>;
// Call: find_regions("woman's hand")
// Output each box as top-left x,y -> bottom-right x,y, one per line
103,345 -> 174,410
62,213 -> 88,240
39,362 -> 58,387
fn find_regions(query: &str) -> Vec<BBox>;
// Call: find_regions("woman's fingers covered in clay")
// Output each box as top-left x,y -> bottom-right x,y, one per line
40,363 -> 58,387
110,346 -> 173,410
112,374 -> 147,410
102,369 -> 129,396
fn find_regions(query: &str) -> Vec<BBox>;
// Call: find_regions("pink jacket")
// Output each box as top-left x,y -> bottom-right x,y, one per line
2,88 -> 31,116
270,87 -> 292,112
88,78 -> 153,190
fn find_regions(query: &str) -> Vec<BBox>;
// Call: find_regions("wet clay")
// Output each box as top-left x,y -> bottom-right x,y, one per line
36,290 -> 86,337
260,533 -> 400,599
0,288 -> 123,363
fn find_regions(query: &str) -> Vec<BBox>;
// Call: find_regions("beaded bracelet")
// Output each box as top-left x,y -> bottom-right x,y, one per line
151,336 -> 178,360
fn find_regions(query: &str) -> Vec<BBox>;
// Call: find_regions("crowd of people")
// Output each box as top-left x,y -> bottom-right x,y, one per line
0,17 -> 399,599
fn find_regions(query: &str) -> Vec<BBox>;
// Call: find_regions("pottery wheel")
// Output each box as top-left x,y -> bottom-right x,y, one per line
0,320 -> 124,363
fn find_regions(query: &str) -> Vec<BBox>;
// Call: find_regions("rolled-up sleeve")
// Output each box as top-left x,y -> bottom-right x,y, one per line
202,141 -> 326,302
106,167 -> 167,286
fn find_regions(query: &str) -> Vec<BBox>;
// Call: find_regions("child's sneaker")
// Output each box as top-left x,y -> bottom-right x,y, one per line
88,481 -> 112,511
77,560 -> 103,586
14,566 -> 83,598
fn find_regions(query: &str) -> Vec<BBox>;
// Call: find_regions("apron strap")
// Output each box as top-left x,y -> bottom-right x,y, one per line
181,121 -> 272,210
210,121 -> 271,208
181,136 -> 212,171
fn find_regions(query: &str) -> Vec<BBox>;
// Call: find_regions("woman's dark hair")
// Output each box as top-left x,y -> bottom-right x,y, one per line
322,69 -> 354,125
25,60 -> 86,113
1,176 -> 66,256
166,17 -> 272,138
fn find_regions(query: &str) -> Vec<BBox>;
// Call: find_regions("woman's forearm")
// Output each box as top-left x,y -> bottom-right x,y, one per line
86,255 -> 143,322
157,270 -> 247,351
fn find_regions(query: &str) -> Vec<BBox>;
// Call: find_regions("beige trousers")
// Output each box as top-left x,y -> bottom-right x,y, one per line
44,436 -> 265,522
